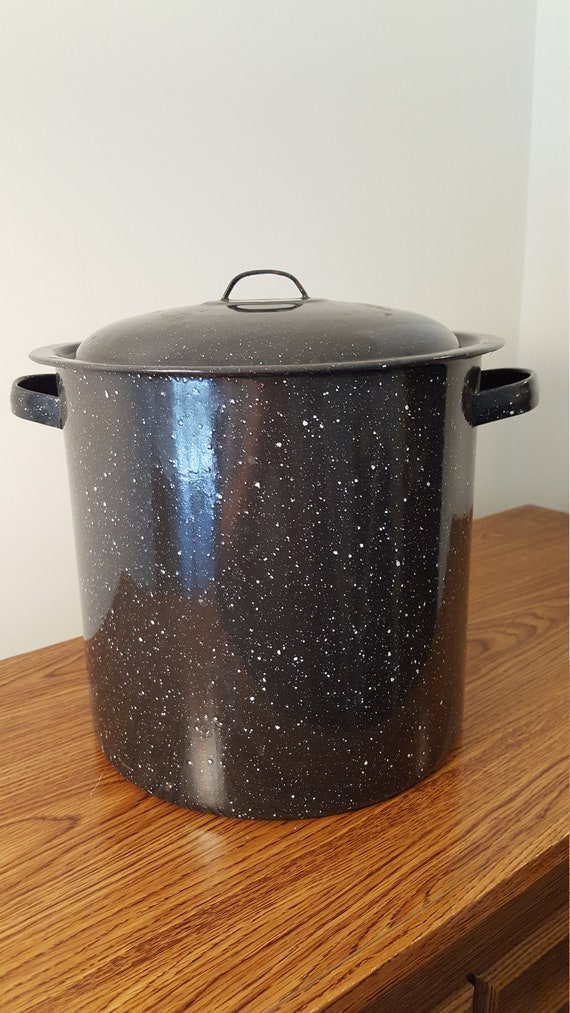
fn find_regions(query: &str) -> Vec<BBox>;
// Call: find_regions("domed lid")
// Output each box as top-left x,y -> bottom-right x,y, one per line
76,269 -> 461,372
30,270 -> 503,375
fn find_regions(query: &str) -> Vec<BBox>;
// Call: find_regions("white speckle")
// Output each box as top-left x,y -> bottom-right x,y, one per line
275,724 -> 281,730
254,481 -> 260,488
302,420 -> 308,427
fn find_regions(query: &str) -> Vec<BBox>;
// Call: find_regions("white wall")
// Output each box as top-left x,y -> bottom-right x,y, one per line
1,0 -> 564,658
474,0 -> 569,516
505,0 -> 568,512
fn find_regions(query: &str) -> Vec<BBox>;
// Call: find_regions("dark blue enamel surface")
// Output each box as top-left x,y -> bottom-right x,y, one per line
60,361 -> 476,818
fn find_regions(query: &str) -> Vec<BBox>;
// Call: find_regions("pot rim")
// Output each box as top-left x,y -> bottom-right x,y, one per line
30,332 -> 504,377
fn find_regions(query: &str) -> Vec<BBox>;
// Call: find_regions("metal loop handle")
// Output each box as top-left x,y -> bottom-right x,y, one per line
221,270 -> 309,301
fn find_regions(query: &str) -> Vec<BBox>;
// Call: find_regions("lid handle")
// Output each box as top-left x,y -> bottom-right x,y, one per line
221,270 -> 309,301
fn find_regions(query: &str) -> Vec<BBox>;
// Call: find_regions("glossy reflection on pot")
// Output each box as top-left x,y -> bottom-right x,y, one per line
56,363 -> 472,818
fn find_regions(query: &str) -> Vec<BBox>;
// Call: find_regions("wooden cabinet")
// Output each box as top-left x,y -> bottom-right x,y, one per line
468,905 -> 568,1013
0,507 -> 568,1012
432,985 -> 475,1013
369,861 -> 568,1012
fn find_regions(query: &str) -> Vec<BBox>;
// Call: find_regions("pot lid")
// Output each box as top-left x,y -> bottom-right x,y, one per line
31,270 -> 503,375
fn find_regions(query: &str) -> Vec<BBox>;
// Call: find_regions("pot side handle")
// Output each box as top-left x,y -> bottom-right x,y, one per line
11,374 -> 63,429
466,368 -> 538,426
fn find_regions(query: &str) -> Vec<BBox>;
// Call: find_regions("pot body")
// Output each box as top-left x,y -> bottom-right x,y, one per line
57,358 -> 478,818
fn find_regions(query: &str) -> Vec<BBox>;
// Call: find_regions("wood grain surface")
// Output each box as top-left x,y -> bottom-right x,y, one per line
469,904 -> 568,1013
0,506 -> 567,1013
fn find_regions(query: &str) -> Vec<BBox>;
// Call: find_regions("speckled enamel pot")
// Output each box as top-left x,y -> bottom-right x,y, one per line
11,271 -> 538,819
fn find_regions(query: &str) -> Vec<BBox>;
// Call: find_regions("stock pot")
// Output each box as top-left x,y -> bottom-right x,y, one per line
11,269 -> 538,818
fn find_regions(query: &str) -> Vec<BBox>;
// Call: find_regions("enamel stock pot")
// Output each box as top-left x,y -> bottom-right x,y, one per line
11,269 -> 538,819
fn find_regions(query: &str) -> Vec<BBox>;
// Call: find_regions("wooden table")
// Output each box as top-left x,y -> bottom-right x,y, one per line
1,506 -> 568,1013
